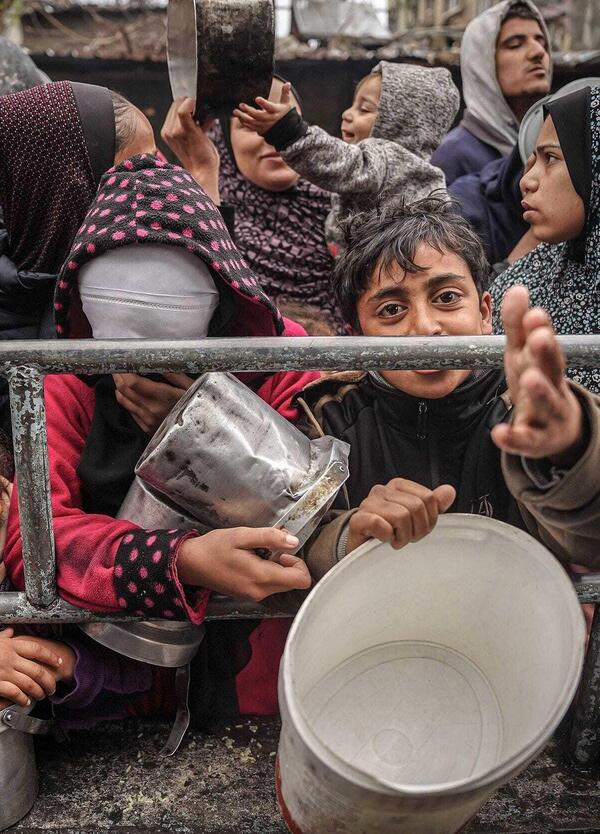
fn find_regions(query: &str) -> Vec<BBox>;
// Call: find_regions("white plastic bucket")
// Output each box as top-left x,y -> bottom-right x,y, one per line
278,515 -> 586,834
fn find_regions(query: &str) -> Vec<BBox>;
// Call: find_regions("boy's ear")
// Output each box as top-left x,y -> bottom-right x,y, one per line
480,291 -> 493,335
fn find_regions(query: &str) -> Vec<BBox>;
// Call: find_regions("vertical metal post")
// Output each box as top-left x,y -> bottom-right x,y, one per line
7,367 -> 56,608
570,605 -> 600,765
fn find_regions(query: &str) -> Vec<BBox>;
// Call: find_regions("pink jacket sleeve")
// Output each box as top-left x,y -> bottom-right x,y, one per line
256,318 -> 320,422
4,374 -> 208,623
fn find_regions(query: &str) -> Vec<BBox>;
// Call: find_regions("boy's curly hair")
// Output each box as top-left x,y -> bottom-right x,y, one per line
332,196 -> 491,330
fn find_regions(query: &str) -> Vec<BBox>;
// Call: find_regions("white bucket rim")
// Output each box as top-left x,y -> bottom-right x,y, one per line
282,514 -> 586,797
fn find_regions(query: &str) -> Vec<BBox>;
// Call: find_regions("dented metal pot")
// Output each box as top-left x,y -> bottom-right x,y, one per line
130,372 -> 349,548
167,0 -> 275,121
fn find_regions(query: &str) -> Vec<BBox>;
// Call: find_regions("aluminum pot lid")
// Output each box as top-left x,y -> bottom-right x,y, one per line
81,621 -> 205,668
519,77 -> 600,164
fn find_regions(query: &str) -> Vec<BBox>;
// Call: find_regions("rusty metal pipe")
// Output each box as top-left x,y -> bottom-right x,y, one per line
0,335 -> 599,376
0,591 -> 305,623
7,368 -> 56,609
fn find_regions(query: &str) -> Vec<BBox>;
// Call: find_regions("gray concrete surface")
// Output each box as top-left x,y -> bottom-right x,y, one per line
10,717 -> 600,833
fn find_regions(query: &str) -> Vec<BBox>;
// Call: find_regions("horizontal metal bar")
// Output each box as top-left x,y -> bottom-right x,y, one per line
0,591 -> 303,624
3,575 -> 595,623
573,574 -> 600,604
0,335 -> 599,375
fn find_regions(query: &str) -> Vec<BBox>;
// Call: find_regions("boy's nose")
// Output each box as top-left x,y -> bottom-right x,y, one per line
406,308 -> 443,337
342,109 -> 353,123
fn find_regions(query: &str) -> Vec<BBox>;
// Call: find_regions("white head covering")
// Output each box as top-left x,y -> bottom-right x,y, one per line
461,0 -> 553,156
79,244 -> 219,339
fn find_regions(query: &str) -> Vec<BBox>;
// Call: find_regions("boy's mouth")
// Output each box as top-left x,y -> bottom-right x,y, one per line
341,128 -> 355,142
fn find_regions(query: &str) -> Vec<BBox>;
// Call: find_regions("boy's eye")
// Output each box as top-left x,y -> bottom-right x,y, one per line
435,291 -> 461,304
378,303 -> 404,318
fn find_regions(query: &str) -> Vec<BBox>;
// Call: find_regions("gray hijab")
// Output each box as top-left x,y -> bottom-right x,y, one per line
460,0 -> 553,156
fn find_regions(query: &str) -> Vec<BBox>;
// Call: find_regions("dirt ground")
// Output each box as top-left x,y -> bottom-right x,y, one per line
9,716 -> 600,833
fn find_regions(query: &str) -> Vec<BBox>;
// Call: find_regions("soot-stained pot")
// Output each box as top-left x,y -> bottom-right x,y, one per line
167,0 -> 275,121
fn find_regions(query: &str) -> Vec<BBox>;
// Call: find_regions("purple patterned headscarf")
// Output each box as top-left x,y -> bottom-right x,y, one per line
214,121 -> 344,333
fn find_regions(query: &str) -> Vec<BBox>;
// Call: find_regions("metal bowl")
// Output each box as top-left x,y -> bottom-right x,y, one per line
167,0 -> 275,121
519,77 -> 600,164
81,621 -> 205,668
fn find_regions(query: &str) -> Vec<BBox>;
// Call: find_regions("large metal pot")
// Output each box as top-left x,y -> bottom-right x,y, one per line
131,372 -> 349,547
0,704 -> 57,830
167,0 -> 275,121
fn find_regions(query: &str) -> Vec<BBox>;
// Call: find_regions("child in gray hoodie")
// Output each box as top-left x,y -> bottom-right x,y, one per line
235,62 -> 460,250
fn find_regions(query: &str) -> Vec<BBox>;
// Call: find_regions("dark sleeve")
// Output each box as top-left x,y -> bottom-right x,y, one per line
0,223 -> 56,339
217,203 -> 236,239
264,108 -> 309,152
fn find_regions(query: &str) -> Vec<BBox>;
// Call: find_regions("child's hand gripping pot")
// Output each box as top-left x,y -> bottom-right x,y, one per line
234,83 -> 293,136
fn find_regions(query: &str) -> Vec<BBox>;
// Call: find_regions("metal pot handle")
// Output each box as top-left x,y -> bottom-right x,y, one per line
0,705 -> 62,739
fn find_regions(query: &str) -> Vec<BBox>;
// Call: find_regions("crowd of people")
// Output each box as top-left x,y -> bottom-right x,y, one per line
0,0 -> 599,802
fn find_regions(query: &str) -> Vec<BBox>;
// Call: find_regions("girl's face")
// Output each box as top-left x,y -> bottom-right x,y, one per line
230,79 -> 300,192
341,74 -> 382,144
520,116 -> 586,244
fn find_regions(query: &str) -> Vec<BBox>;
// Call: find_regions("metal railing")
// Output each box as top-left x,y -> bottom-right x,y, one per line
2,334 -> 600,762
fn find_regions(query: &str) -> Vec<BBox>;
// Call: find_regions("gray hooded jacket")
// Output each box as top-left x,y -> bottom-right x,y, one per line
460,0 -> 553,157
279,62 -> 460,245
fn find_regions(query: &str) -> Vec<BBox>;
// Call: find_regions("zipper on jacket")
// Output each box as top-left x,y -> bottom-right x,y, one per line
417,401 -> 427,440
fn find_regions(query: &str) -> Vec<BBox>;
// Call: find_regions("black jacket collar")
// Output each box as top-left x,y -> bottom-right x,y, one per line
365,369 -> 508,439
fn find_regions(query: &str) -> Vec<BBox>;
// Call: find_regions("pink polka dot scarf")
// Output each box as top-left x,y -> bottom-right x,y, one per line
55,153 -> 284,338
0,81 -> 114,274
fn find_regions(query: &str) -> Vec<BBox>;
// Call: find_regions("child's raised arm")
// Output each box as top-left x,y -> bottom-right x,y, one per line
234,88 -> 403,199
234,83 -> 294,135
492,286 -> 585,464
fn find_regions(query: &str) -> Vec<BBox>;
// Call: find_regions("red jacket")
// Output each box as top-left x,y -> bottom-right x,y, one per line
5,360 -> 318,715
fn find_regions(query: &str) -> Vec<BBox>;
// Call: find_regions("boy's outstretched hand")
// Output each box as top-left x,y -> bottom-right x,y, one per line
492,286 -> 585,466
346,479 -> 456,555
233,83 -> 293,136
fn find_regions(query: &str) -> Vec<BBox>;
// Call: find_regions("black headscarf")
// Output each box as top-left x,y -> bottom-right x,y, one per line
0,81 -> 115,274
545,87 -> 592,223
491,85 -> 600,394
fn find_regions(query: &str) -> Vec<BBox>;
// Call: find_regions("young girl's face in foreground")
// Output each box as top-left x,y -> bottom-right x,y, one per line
341,74 -> 382,144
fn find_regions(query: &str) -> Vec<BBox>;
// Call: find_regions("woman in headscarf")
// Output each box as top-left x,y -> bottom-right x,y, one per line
0,39 -> 49,475
0,80 -> 156,460
2,134 -> 316,721
490,86 -> 600,394
161,76 -> 343,335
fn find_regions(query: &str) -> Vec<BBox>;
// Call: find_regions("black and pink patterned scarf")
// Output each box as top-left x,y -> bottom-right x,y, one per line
55,153 -> 286,519
55,153 -> 284,338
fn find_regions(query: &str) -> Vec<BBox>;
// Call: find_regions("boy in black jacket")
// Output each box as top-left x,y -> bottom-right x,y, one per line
299,199 -> 600,577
